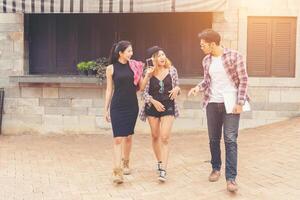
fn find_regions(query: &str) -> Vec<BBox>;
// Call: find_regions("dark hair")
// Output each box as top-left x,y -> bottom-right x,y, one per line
198,29 -> 221,45
109,40 -> 132,64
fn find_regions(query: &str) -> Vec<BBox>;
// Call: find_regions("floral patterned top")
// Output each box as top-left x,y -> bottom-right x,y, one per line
139,66 -> 180,122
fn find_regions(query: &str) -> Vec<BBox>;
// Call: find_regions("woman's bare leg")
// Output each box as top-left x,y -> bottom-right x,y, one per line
147,117 -> 162,162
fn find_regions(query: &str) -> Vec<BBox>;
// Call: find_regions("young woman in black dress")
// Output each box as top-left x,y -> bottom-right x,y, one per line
104,41 -> 152,184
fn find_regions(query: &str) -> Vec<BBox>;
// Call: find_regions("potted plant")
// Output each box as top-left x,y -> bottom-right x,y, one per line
95,57 -> 109,81
77,58 -> 108,78
77,61 -> 89,75
86,61 -> 97,76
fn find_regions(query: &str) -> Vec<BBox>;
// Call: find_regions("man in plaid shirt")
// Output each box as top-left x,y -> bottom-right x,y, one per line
188,29 -> 249,192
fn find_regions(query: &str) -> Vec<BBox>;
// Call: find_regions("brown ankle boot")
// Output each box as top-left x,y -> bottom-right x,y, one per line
112,168 -> 123,184
208,170 -> 221,182
122,159 -> 131,175
227,180 -> 238,192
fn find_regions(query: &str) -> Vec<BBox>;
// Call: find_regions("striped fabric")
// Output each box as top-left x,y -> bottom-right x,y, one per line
0,0 -> 227,13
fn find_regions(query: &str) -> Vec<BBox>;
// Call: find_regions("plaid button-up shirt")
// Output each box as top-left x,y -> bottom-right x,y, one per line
197,48 -> 249,109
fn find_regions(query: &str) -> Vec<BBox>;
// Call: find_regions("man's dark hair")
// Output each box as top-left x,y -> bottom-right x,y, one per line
198,29 -> 221,45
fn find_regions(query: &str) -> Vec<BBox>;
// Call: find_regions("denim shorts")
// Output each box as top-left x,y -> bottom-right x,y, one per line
145,100 -> 175,118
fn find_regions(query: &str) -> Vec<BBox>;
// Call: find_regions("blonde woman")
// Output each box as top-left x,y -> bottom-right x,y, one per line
140,46 -> 180,182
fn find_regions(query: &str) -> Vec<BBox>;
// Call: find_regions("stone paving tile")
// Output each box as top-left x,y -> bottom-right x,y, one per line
0,117 -> 299,200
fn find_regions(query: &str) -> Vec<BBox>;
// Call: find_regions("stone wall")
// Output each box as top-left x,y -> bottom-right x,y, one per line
2,83 -> 300,135
0,13 -> 24,87
2,83 -> 206,135
212,11 -> 239,50
3,84 -> 107,134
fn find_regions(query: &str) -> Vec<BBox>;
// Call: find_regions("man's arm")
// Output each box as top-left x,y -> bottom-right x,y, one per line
236,53 -> 248,105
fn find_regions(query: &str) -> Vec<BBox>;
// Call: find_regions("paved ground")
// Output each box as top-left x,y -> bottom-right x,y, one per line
0,118 -> 299,200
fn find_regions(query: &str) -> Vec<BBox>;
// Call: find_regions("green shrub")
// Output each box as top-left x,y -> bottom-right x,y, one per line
77,61 -> 89,72
77,57 -> 109,79
95,57 -> 109,81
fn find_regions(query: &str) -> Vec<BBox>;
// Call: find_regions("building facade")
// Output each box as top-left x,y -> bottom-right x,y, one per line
0,0 -> 299,134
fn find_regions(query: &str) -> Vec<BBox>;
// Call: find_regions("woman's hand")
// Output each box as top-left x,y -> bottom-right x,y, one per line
145,66 -> 155,78
169,86 -> 180,100
151,99 -> 165,112
139,66 -> 155,92
104,110 -> 111,123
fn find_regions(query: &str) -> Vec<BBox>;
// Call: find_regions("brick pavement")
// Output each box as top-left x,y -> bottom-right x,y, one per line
0,117 -> 299,200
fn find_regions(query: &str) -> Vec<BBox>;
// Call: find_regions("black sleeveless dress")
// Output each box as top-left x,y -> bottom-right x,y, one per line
110,61 -> 139,137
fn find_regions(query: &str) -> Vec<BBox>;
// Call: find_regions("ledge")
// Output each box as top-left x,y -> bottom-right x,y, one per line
9,75 -> 102,84
9,75 -> 203,86
179,78 -> 202,86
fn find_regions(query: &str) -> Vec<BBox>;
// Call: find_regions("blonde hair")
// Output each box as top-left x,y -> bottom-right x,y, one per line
152,51 -> 172,76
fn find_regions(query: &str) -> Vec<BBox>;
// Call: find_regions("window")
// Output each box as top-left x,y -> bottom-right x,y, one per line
247,17 -> 296,77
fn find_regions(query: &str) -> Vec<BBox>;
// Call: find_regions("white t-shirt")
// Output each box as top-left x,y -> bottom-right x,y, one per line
209,56 -> 237,103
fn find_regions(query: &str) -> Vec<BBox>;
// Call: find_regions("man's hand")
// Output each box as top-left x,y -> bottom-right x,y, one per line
188,86 -> 200,96
233,104 -> 242,114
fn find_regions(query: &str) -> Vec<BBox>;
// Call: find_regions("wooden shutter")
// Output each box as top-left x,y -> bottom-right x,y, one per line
271,18 -> 296,77
29,15 -> 56,74
247,17 -> 272,76
77,15 -> 96,63
29,13 -> 211,76
55,15 -> 77,74
247,17 -> 296,77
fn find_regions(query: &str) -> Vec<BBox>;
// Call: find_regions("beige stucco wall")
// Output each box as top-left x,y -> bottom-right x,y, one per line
238,0 -> 300,116
237,0 -> 300,86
